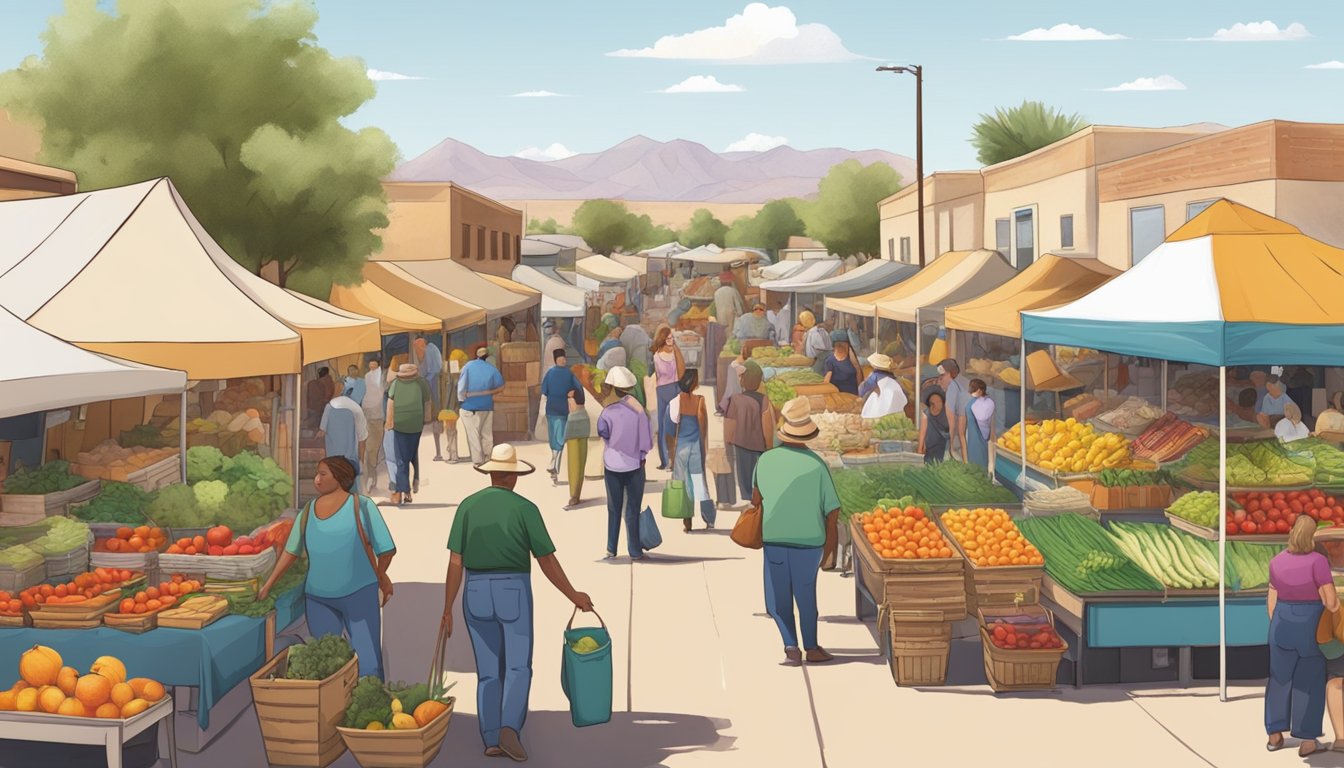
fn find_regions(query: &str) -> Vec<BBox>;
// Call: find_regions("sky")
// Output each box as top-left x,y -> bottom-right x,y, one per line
1,1 -> 1343,171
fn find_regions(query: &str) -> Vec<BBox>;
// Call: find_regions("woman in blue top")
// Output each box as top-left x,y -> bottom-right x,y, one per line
669,368 -> 714,531
822,331 -> 861,396
259,456 -> 396,679
540,347 -> 583,482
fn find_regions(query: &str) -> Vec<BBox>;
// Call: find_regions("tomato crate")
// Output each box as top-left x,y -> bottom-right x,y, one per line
978,605 -> 1067,692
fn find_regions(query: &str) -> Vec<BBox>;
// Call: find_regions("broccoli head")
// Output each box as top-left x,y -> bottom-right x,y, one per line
345,676 -> 392,729
386,682 -> 430,715
284,634 -> 355,681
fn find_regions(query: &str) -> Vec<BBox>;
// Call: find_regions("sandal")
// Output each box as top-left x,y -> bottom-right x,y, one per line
1301,740 -> 1326,757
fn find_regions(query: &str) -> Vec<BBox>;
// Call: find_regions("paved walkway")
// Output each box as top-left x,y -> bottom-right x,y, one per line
176,392 -> 1344,768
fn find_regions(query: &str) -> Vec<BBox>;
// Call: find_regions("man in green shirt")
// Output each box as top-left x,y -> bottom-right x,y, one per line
441,444 -> 593,762
753,397 -> 838,665
387,364 -> 431,505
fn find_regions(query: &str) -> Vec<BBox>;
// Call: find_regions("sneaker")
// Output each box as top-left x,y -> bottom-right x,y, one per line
604,551 -> 617,559
783,647 -> 802,665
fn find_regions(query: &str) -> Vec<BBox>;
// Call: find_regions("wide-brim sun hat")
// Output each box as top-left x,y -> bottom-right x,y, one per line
778,396 -> 820,442
474,443 -> 535,475
397,363 -> 420,378
868,353 -> 894,372
605,365 -> 637,389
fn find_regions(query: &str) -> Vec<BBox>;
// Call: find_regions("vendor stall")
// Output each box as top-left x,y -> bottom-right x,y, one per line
769,259 -> 918,353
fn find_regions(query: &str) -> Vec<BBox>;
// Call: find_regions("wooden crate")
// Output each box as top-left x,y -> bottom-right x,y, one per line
494,402 -> 530,438
935,515 -> 1043,616
499,342 -> 540,364
249,649 -> 358,768
335,700 -> 454,768
0,479 -> 101,525
104,610 -> 160,634
29,591 -> 119,629
126,453 -> 182,492
851,519 -> 967,622
890,635 -> 950,686
501,362 -> 531,382
1090,484 -> 1173,510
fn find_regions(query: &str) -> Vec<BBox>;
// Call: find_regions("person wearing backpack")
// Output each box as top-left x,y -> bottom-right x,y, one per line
259,456 -> 396,679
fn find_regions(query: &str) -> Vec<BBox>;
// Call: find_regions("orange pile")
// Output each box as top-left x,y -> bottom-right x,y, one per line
19,569 -> 140,608
117,575 -> 201,615
856,505 -> 954,560
939,508 -> 1044,567
95,525 -> 168,554
0,592 -> 21,616
0,646 -> 165,718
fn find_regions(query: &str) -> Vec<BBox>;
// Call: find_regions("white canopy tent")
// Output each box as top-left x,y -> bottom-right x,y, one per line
511,265 -> 587,318
757,259 -> 843,292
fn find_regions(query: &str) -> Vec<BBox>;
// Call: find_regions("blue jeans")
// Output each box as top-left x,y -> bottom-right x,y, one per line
655,382 -> 679,467
305,583 -> 383,680
763,544 -> 824,650
392,429 -> 421,494
604,467 -> 645,558
546,414 -> 567,452
1266,600 -> 1326,739
463,571 -> 534,748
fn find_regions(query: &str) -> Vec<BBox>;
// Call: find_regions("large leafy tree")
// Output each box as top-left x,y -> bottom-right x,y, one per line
803,161 -> 902,258
571,199 -> 639,255
727,199 -> 806,256
0,0 -> 398,294
971,101 -> 1089,166
681,209 -> 728,249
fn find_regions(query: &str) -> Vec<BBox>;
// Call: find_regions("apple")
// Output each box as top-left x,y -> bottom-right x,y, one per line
222,545 -> 239,556
208,545 -> 224,556
238,545 -> 256,555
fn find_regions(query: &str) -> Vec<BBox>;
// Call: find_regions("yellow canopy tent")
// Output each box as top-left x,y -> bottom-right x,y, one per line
944,255 -> 1119,338
378,259 -> 538,321
360,262 -> 487,331
824,251 -> 973,317
328,280 -> 443,335
875,249 -> 1017,322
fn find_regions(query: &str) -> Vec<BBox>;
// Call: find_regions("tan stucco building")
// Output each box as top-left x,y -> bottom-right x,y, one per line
878,172 -> 983,263
379,182 -> 524,278
0,110 -> 76,201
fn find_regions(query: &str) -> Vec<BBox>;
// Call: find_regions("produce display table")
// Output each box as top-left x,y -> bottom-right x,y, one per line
0,696 -> 176,768
1040,576 -> 1268,686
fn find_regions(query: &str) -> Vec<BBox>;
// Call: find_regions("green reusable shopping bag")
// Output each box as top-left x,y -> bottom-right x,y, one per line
561,608 -> 613,727
661,479 -> 693,519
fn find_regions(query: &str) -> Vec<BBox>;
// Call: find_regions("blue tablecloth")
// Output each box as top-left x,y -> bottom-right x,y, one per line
1087,597 -> 1269,647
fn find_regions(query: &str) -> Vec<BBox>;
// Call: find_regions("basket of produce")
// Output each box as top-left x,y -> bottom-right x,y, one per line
1090,468 -> 1173,510
938,508 -> 1045,613
979,604 -> 1067,692
997,419 -> 1131,476
869,414 -> 917,442
1170,438 -> 1314,489
1017,515 -> 1163,596
71,439 -> 180,489
251,635 -> 359,768
0,544 -> 46,593
850,502 -> 967,622
1092,397 -> 1164,437
90,524 -> 169,579
69,480 -> 155,528
23,568 -> 142,629
4,645 -> 170,720
885,608 -> 951,687
149,446 -> 294,535
0,460 -> 101,525
1023,486 -> 1096,520
1224,490 -> 1333,540
103,575 -> 203,633
1163,491 -> 1221,540
0,588 -> 29,626
338,623 -> 456,768
160,525 -> 277,580
1130,413 -> 1208,464
1106,521 -> 1231,591
22,518 -> 95,579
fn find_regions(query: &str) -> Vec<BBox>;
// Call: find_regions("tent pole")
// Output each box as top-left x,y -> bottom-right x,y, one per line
1161,360 -> 1169,413
293,372 -> 302,510
914,314 -> 922,430
1219,366 -> 1228,702
179,390 -> 188,483
1020,336 -> 1027,489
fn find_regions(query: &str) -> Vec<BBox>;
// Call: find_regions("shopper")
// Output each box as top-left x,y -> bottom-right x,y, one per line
542,320 -> 566,376
717,352 -> 747,417
1320,605 -> 1344,753
441,444 -> 593,762
652,326 -> 685,471
668,368 -> 713,532
919,390 -> 950,465
620,322 -> 652,373
361,359 -> 386,494
753,397 -> 838,665
859,353 -> 906,420
304,367 -> 335,429
1266,515 -> 1339,756
413,337 -> 446,462
937,359 -> 969,459
260,456 -> 395,679
541,348 -> 583,481
343,365 -> 366,407
733,303 -> 771,343
804,315 -> 833,374
387,363 -> 432,505
822,332 -> 861,397
713,271 -> 744,333
596,366 -> 652,559
563,391 -> 590,509
766,298 -> 791,345
1316,393 -> 1344,437
1259,374 -> 1293,429
597,326 -> 623,362
318,386 -> 368,490
963,378 -> 996,471
458,345 -> 505,465
723,361 -> 773,501
1277,401 -> 1311,444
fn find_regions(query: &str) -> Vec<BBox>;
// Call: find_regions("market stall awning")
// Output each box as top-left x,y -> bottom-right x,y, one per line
576,254 -> 639,284
873,250 -> 1017,323
758,259 -> 843,293
384,259 -> 539,320
758,260 -> 812,281
1023,200 -> 1344,365
328,280 -> 442,335
671,244 -> 752,266
511,265 -> 587,318
0,305 -> 186,419
945,255 -> 1120,338
796,259 -> 918,297
612,253 -> 653,274
361,262 -> 488,331
0,177 -> 302,378
637,242 -> 686,260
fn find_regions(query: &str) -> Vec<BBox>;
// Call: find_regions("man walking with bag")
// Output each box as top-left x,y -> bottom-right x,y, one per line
440,445 -> 593,762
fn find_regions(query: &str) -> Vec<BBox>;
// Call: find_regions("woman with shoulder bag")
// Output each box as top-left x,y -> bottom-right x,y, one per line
668,368 -> 713,532
259,456 -> 396,679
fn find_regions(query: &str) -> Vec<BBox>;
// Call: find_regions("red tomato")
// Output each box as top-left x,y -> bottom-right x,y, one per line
1241,521 -> 1258,534
1268,508 -> 1283,521
1246,499 -> 1261,513
1227,521 -> 1239,535
1253,511 -> 1268,524
1233,510 -> 1247,523
1333,506 -> 1343,519
1277,520 -> 1291,533
1323,508 -> 1337,521
1290,500 -> 1305,515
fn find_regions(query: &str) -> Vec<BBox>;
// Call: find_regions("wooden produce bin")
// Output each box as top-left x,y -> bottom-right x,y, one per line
851,518 -> 967,623
249,649 -> 359,768
0,479 -> 101,526
336,701 -> 454,768
1090,484 -> 1173,510
978,605 -> 1068,692
935,517 -> 1044,616
885,609 -> 951,686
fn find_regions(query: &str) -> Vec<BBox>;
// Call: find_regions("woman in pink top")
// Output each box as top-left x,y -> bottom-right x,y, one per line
651,325 -> 685,470
1266,515 -> 1340,756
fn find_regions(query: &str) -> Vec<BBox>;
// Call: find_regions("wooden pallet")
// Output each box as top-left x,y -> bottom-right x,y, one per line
851,519 -> 967,622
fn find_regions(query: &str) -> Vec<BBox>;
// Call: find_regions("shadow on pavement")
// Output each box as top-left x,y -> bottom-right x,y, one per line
636,554 -> 746,565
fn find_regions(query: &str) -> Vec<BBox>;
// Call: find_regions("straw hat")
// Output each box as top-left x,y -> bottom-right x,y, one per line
474,444 -> 535,475
799,310 -> 816,329
397,363 -> 420,379
778,396 -> 820,442
868,353 -> 894,372
605,365 -> 637,390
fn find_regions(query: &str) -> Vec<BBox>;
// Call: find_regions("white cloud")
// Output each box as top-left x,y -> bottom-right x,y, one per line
367,69 -> 425,81
724,133 -> 788,152
512,90 -> 564,97
1306,60 -> 1344,70
1005,23 -> 1127,41
607,3 -> 869,64
1103,75 -> 1187,91
1190,21 -> 1310,42
659,75 -> 745,93
514,144 -> 577,162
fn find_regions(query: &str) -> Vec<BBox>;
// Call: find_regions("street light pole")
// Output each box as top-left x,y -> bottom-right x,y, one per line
877,65 -> 925,268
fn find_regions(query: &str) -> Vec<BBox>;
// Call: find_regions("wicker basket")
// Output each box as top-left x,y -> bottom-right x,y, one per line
978,605 -> 1068,692
336,701 -> 454,768
250,648 -> 359,768
160,547 -> 276,581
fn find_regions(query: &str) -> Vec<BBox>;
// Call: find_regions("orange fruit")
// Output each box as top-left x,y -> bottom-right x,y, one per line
75,674 -> 112,709
19,645 -> 62,687
15,687 -> 38,712
57,697 -> 87,717
120,698 -> 150,718
91,657 -> 127,686
95,702 -> 122,719
110,682 -> 134,707
141,680 -> 165,702
38,686 -> 65,713
0,690 -> 15,711
57,666 -> 79,696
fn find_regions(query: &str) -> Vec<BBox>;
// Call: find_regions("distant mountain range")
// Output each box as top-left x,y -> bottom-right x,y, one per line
389,136 -> 916,203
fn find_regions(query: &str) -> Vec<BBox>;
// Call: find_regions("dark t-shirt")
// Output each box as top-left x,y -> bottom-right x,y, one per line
447,487 -> 557,573
823,354 -> 859,395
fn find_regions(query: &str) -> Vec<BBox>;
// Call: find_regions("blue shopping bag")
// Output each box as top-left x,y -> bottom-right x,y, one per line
561,608 -> 613,727
639,506 -> 663,550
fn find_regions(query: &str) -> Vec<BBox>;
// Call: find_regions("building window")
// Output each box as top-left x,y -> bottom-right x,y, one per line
490,230 -> 499,260
461,224 -> 471,259
1013,208 -> 1035,269
1130,205 -> 1165,266
1060,215 -> 1074,249
514,234 -> 521,260
502,233 -> 511,261
995,218 -> 1010,251
477,226 -> 486,260
888,238 -> 895,260
1186,200 -> 1216,221
899,237 -> 911,263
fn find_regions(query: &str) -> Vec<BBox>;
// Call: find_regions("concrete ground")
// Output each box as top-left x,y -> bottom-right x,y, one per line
174,388 -> 1344,768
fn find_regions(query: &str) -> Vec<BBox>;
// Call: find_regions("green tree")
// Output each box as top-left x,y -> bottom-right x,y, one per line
971,101 -> 1089,166
726,199 -> 806,256
0,0 -> 397,295
803,161 -> 902,258
528,217 -> 561,234
681,208 -> 728,248
571,199 -> 639,254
